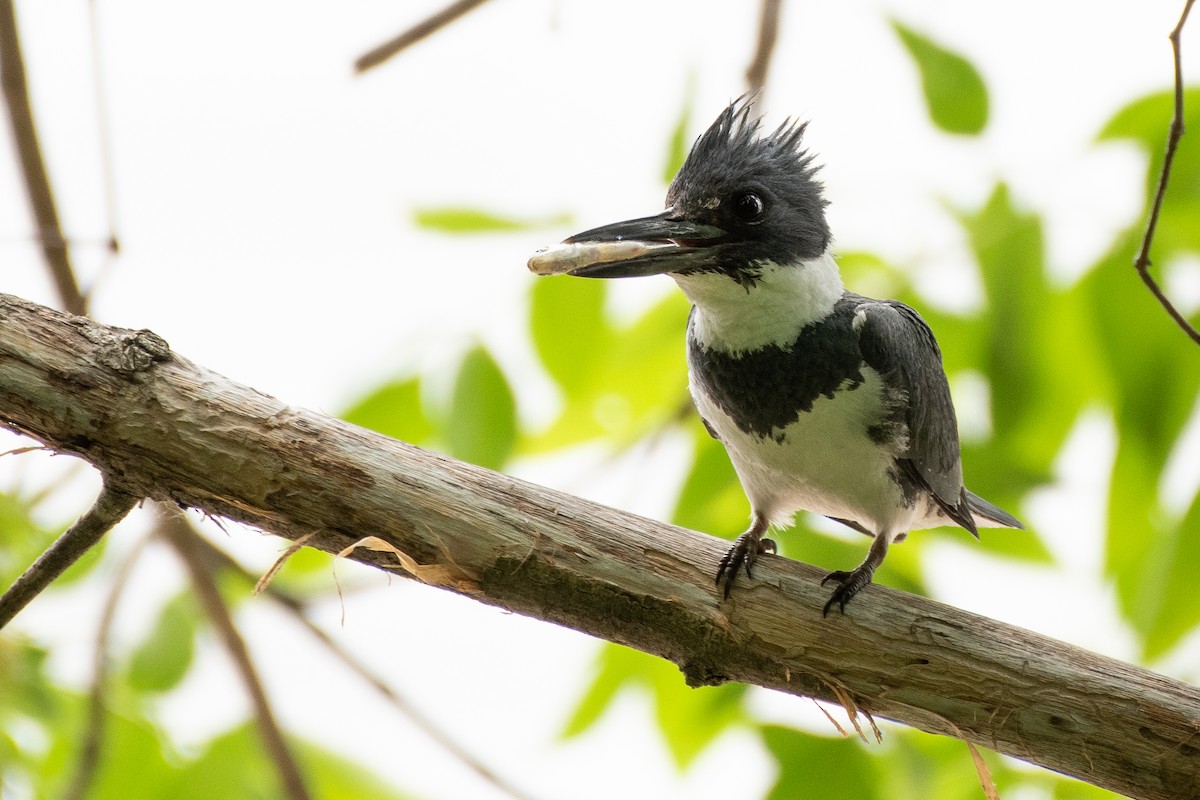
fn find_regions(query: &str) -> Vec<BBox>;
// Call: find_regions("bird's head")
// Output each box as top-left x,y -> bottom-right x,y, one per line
529,97 -> 830,286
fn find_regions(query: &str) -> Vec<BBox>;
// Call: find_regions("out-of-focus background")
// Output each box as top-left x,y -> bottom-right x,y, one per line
2,1 -> 1199,798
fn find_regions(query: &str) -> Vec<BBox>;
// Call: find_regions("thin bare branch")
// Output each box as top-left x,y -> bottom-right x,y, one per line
745,0 -> 783,94
354,0 -> 491,74
160,509 -> 314,800
86,0 -> 120,253
0,481 -> 138,629
1133,0 -> 1200,346
63,535 -> 148,800
83,0 -> 122,302
0,0 -> 87,316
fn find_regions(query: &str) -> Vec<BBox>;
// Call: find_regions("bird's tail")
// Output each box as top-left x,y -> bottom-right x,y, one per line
966,491 -> 1024,529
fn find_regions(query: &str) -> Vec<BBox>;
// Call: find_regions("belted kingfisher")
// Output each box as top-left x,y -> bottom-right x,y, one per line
529,98 -> 1022,614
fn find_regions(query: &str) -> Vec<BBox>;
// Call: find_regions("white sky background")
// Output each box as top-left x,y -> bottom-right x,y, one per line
2,1 -> 1199,798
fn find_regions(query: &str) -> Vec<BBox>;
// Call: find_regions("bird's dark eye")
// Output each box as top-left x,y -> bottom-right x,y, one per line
731,191 -> 765,222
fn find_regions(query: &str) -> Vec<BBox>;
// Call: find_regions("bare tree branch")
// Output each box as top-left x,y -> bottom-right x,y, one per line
0,0 -> 88,316
745,0 -> 783,94
0,290 -> 1198,800
354,0 -> 492,75
1133,0 -> 1200,346
161,509 -> 314,800
0,480 -> 138,629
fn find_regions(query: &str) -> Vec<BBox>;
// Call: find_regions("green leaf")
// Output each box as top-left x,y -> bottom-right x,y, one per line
127,592 -> 198,693
0,490 -> 103,590
1075,86 -> 1200,657
975,520 -> 1053,563
38,698 -> 176,800
891,20 -> 988,135
524,290 -> 691,453
563,644 -> 746,768
530,276 -> 611,394
0,491 -> 52,587
835,250 -> 911,302
341,377 -> 432,444
1098,90 -> 1200,186
882,731 -> 1018,800
0,638 -> 58,719
168,724 -> 417,800
761,725 -> 878,799
1143,489 -> 1200,659
412,206 -> 570,234
1079,228 -> 1200,653
560,646 -> 628,739
445,346 -> 517,470
164,725 -> 276,799
953,184 -> 1086,500
671,425 -> 747,535
1098,89 -> 1200,257
301,738 -> 421,800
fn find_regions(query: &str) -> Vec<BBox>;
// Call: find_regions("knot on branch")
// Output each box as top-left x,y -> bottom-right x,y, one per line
94,328 -> 171,375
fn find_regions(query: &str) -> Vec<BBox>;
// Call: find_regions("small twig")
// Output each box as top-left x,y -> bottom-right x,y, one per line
86,0 -> 120,254
745,0 -> 783,94
1,444 -> 50,458
0,481 -> 138,629
0,0 -> 88,316
63,535 -> 148,800
354,0 -> 491,74
83,0 -> 122,303
1133,0 -> 1200,346
160,510 -> 314,800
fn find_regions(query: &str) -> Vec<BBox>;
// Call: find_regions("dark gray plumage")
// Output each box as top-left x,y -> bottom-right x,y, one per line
853,300 -> 975,532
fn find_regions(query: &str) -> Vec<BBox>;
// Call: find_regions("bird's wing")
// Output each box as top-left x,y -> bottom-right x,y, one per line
853,301 -> 975,534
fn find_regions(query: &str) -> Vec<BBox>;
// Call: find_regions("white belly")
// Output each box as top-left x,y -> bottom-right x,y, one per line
692,366 -> 925,537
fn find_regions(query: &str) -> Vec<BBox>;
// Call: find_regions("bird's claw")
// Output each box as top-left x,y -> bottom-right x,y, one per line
716,533 -> 775,599
821,566 -> 874,616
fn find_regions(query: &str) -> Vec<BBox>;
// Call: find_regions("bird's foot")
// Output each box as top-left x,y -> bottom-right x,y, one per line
820,532 -> 892,616
715,520 -> 773,599
820,566 -> 875,616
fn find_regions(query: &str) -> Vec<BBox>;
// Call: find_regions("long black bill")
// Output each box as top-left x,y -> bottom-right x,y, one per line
527,210 -> 727,279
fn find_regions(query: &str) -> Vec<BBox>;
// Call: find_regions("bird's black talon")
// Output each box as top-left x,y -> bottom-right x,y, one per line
716,538 -> 750,598
715,547 -> 742,597
715,520 -> 770,599
760,537 -> 777,555
821,567 -> 874,617
820,569 -> 850,587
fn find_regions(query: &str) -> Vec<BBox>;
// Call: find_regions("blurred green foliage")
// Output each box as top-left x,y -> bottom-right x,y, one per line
562,643 -> 748,768
412,206 -> 571,234
3,35 -> 1198,800
890,20 -> 989,135
342,377 -> 433,445
445,345 -> 518,470
126,591 -> 198,693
